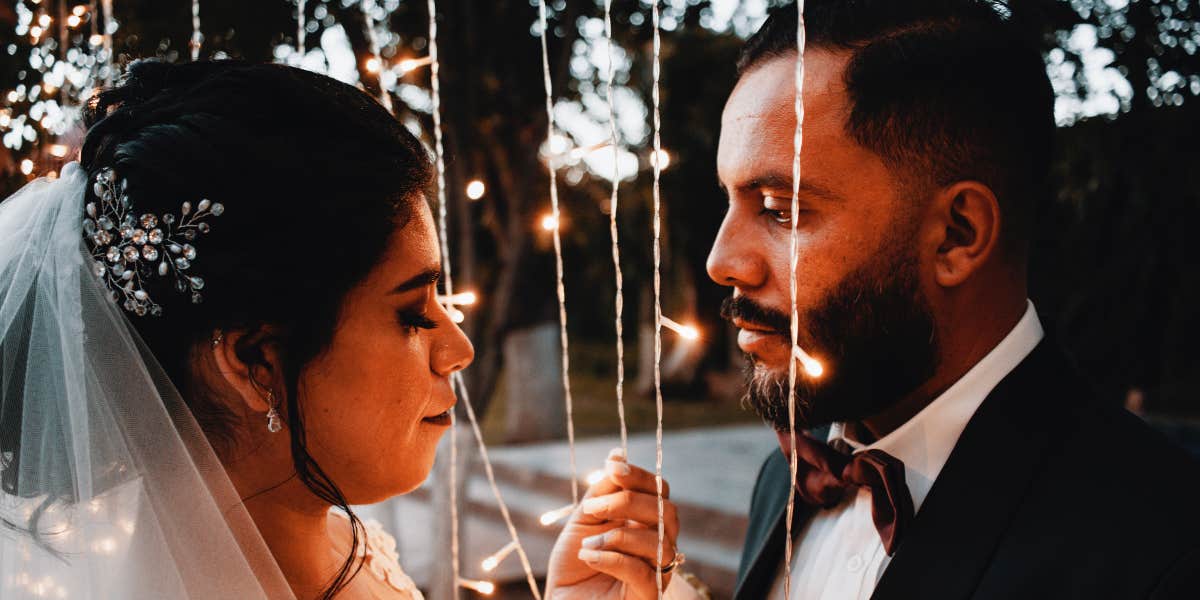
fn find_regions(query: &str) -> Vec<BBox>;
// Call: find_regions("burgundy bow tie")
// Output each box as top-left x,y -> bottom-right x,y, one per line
776,430 -> 915,555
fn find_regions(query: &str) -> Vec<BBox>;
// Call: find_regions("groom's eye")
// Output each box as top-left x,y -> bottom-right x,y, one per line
760,195 -> 799,225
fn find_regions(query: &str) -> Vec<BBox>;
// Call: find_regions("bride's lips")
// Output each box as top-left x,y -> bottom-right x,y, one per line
421,398 -> 457,426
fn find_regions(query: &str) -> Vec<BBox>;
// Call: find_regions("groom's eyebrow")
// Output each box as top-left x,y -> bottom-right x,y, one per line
390,268 -> 442,294
721,173 -> 843,203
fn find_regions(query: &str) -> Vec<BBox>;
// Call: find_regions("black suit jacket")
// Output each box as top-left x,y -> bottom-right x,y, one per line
733,341 -> 1200,599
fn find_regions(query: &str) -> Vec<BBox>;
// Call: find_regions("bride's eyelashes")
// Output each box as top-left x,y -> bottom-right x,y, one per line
397,309 -> 439,334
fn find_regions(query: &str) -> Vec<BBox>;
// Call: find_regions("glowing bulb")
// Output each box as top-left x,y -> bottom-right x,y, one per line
539,503 -> 575,526
0,113 -> 10,127
459,579 -> 495,595
20,160 -> 34,175
540,213 -> 559,231
72,5 -> 87,16
650,148 -> 671,170
365,57 -> 381,74
586,469 -> 606,485
396,56 -> 434,75
48,144 -> 68,158
89,34 -> 103,46
38,14 -> 52,28
661,316 -> 700,341
30,26 -> 43,39
481,540 -> 518,572
466,179 -> 486,200
437,291 -> 478,306
792,346 -> 825,378
66,15 -> 81,28
448,307 -> 465,324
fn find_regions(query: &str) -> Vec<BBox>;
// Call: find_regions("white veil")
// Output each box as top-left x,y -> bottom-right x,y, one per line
0,163 -> 292,598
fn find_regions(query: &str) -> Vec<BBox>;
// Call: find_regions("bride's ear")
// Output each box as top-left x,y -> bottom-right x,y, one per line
210,327 -> 283,414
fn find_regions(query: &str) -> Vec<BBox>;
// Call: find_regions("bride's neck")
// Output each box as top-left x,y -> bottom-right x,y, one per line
226,454 -> 346,596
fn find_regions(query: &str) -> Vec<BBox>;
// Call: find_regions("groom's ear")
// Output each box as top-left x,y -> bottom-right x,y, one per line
209,326 -> 284,414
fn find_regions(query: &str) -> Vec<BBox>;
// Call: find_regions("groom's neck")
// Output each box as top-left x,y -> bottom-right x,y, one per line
860,291 -> 1027,439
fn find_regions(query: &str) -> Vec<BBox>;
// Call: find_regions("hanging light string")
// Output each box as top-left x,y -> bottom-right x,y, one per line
784,3 -> 808,599
361,1 -> 393,112
427,0 -> 450,297
296,0 -> 306,59
649,1 -> 666,598
602,0 -> 628,456
100,0 -> 114,85
421,3 -> 539,595
453,372 -> 543,600
189,0 -> 202,61
536,0 -> 580,507
422,0 -> 462,593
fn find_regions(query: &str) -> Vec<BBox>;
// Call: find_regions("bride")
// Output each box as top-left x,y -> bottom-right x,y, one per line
0,60 -> 681,599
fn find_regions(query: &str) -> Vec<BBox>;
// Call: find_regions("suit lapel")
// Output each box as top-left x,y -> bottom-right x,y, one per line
870,341 -> 1073,599
733,448 -> 820,600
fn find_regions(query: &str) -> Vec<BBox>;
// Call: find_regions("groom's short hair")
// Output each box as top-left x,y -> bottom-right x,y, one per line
738,0 -> 1055,260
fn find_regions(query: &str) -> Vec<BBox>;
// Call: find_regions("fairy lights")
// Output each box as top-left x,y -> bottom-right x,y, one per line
465,179 -> 486,200
537,0 -> 581,509
538,503 -> 575,527
480,540 -> 519,572
784,3 -> 809,599
650,0 -> 668,596
660,316 -> 699,341
458,578 -> 496,595
395,56 -> 434,75
190,0 -> 203,61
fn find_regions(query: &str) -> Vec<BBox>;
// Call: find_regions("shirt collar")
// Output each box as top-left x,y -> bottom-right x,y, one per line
828,299 -> 1044,512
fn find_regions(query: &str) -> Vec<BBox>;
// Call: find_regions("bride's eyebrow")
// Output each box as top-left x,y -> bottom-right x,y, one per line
389,268 -> 442,295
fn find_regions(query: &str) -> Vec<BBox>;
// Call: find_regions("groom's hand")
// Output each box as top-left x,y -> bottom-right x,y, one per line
544,448 -> 681,600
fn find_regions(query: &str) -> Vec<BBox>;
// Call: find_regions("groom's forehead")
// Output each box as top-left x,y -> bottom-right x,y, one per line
718,51 -> 851,187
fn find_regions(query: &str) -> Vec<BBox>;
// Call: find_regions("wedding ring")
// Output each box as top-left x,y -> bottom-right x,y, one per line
657,552 -> 686,574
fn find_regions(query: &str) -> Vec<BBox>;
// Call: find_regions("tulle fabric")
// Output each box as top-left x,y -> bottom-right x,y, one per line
0,163 -> 292,598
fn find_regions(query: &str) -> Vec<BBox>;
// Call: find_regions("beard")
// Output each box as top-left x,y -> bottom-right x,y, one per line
722,242 -> 939,434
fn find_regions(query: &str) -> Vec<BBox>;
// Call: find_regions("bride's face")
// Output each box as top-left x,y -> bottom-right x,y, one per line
296,201 -> 473,503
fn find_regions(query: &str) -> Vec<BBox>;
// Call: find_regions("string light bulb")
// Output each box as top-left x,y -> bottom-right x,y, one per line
48,144 -> 68,158
438,291 -> 478,306
481,540 -> 519,572
89,34 -> 102,46
20,160 -> 34,175
38,14 -> 52,28
539,213 -> 559,232
586,469 -> 606,485
538,503 -> 575,526
459,579 -> 496,595
792,346 -> 824,378
660,316 -> 699,341
650,148 -> 671,170
365,57 -> 382,74
72,5 -> 87,16
67,14 -> 81,28
396,56 -> 434,75
466,179 -> 486,200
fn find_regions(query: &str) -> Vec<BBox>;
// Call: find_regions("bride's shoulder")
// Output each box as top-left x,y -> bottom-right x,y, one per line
328,510 -> 423,599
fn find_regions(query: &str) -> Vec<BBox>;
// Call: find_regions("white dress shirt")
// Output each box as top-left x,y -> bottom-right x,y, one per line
664,300 -> 1044,600
767,300 -> 1044,600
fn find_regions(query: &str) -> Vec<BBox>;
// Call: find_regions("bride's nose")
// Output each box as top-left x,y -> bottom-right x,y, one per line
431,320 -> 474,377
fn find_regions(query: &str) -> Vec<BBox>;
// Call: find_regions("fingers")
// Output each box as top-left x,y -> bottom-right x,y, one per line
577,548 -> 670,598
580,526 -> 678,566
580,490 -> 680,541
583,448 -> 671,500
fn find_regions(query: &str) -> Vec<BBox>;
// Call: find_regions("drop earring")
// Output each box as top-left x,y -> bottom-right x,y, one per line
265,391 -> 282,433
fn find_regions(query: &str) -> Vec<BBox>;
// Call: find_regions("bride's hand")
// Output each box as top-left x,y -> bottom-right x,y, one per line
544,449 -> 681,600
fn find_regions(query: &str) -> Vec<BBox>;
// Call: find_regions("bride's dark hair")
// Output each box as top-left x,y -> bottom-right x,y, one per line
79,59 -> 432,599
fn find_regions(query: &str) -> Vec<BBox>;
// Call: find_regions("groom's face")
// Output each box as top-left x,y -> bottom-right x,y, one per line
710,49 -> 939,432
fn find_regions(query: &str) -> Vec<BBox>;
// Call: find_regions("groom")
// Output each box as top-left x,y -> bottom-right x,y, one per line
672,1 -> 1200,598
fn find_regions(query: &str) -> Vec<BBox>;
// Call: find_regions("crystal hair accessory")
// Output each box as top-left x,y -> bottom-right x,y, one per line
83,166 -> 224,317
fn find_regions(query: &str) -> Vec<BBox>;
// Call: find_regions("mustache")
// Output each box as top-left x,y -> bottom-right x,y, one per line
720,296 -> 793,334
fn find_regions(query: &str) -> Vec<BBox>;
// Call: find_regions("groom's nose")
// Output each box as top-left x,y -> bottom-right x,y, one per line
707,211 -> 767,290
